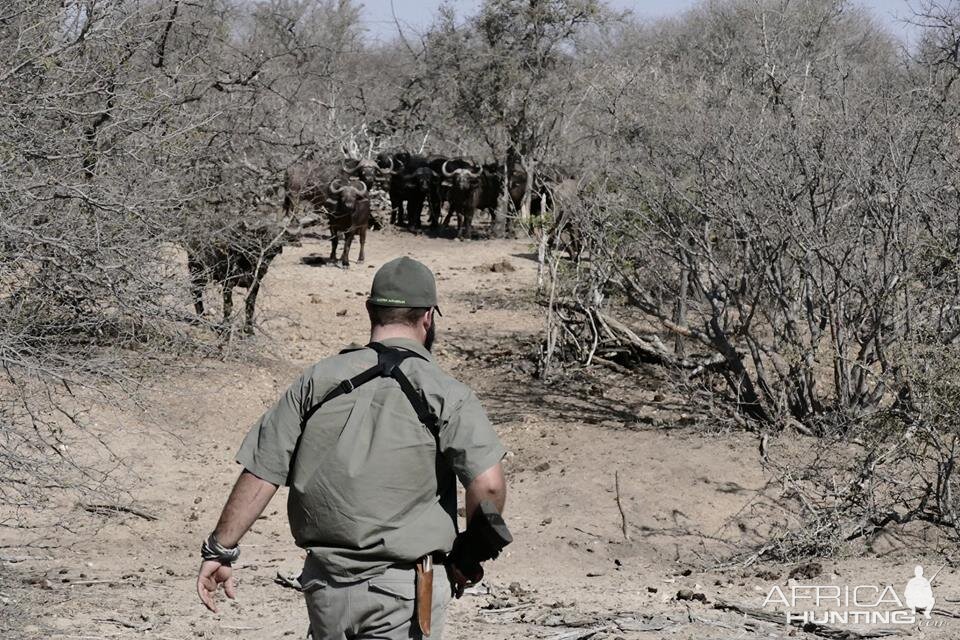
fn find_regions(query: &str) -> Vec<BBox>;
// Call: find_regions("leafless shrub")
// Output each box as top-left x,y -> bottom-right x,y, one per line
539,0 -> 960,556
0,0 -> 372,531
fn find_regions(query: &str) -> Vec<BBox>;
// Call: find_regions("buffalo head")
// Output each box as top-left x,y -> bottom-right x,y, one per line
343,158 -> 389,188
441,159 -> 483,192
402,167 -> 437,193
377,151 -> 409,176
328,178 -> 369,212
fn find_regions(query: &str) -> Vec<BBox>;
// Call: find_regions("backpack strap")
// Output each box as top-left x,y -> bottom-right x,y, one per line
369,343 -> 441,443
300,342 -> 440,445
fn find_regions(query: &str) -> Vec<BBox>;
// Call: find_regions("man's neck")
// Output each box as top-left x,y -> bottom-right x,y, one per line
370,325 -> 423,345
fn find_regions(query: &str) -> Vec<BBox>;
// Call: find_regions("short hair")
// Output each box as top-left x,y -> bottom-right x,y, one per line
367,304 -> 430,328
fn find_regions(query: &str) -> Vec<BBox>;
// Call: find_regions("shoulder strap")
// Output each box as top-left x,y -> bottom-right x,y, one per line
300,343 -> 440,444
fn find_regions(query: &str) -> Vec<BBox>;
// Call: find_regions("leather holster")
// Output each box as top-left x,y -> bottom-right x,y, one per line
414,555 -> 434,636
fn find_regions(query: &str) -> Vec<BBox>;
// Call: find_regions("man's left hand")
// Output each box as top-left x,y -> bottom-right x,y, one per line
197,560 -> 236,613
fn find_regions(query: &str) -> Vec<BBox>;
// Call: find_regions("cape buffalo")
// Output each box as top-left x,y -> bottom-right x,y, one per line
386,154 -> 440,229
325,178 -> 370,267
187,214 -> 317,335
440,158 -> 484,239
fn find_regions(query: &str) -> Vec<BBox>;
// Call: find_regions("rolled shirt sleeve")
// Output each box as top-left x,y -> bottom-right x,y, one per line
235,375 -> 309,486
440,390 -> 506,487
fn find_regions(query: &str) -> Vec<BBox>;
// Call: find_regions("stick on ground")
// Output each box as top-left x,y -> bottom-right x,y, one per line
80,503 -> 159,521
615,470 -> 630,541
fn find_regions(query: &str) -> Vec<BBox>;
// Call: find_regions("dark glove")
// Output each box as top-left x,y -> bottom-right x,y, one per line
446,501 -> 512,597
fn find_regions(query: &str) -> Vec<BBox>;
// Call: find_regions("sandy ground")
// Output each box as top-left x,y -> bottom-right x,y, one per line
2,224 -> 959,640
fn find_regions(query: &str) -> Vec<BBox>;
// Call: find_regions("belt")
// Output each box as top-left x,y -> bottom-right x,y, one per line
392,552 -> 446,571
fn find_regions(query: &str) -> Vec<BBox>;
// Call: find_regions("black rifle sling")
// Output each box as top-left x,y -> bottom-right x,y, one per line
300,342 -> 440,445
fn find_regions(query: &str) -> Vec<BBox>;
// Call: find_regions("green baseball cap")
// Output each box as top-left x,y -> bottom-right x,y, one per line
368,256 -> 442,315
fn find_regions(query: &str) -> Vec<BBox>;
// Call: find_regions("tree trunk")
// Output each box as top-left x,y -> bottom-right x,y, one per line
674,264 -> 689,358
493,159 -> 510,238
519,157 -> 536,231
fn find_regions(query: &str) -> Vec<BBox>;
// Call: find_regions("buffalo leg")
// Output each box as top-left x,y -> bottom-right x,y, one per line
428,187 -> 441,228
192,288 -> 205,317
329,233 -> 339,263
187,258 -> 205,318
408,195 -> 424,229
357,227 -> 366,264
190,279 -> 205,318
243,276 -> 262,336
222,284 -> 234,328
392,196 -> 405,227
390,193 -> 401,225
340,231 -> 354,267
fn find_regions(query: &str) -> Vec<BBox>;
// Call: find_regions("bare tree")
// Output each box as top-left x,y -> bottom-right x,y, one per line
539,0 -> 960,555
0,0 -> 373,530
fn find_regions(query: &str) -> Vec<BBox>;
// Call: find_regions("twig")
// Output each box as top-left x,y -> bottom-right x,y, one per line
547,625 -> 611,640
93,617 -> 153,632
69,580 -> 119,586
592,356 -> 634,376
479,603 -> 535,614
80,503 -> 158,521
615,470 -> 630,541
221,625 -> 264,631
573,526 -> 602,538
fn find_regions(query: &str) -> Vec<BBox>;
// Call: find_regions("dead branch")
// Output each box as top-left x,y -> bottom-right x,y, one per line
614,470 -> 630,542
79,503 -> 158,521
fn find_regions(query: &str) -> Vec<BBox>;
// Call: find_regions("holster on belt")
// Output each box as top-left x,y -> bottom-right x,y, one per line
414,555 -> 433,636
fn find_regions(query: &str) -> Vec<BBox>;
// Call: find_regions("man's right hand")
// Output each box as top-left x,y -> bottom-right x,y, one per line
448,563 -> 481,598
197,560 -> 236,613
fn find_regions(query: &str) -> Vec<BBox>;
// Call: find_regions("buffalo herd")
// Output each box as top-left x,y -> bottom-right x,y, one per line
283,150 -> 555,246
188,149 -> 573,334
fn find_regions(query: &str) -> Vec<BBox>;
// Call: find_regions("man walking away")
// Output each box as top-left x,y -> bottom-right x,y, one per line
195,256 -> 509,640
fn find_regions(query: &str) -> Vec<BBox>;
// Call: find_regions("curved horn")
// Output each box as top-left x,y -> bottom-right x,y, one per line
356,180 -> 368,197
342,160 -> 359,175
442,160 -> 456,178
385,156 -> 395,173
329,179 -> 345,194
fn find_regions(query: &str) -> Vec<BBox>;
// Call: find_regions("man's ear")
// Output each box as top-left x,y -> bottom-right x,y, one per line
422,310 -> 433,331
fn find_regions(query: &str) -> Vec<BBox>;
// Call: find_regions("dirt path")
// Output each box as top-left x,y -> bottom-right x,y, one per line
3,229 -> 958,639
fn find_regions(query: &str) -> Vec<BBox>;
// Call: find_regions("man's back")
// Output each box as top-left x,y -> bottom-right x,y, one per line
236,337 -> 504,583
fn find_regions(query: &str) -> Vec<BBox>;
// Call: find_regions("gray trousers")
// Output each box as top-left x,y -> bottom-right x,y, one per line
303,565 -> 452,640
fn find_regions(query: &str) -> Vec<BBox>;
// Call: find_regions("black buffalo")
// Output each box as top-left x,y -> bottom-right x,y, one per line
439,158 -> 484,239
325,179 -> 371,267
378,152 -> 439,229
187,215 -> 315,335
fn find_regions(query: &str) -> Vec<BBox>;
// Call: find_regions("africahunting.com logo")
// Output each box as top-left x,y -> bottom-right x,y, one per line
761,565 -> 943,626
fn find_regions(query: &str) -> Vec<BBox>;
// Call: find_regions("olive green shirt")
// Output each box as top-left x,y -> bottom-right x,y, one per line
235,337 -> 505,583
